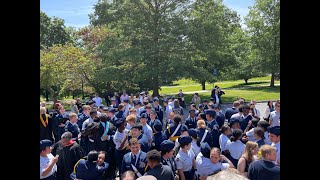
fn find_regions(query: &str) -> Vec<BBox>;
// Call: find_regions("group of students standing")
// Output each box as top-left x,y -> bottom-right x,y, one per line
40,90 -> 280,180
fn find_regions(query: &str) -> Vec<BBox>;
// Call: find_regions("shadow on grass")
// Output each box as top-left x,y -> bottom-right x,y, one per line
225,81 -> 269,89
232,86 -> 280,93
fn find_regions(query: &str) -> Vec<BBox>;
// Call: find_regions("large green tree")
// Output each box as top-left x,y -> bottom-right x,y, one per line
40,11 -> 73,49
245,0 -> 280,87
226,27 -> 265,84
89,0 -> 193,97
187,0 -> 241,90
40,44 -> 94,102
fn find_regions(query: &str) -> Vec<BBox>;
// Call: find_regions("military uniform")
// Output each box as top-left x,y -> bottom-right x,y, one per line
165,123 -> 184,142
151,120 -> 167,151
185,116 -> 197,129
77,113 -> 89,130
121,151 -> 148,179
160,140 -> 177,176
128,133 -> 150,153
144,164 -> 174,180
54,113 -> 69,142
175,136 -> 195,180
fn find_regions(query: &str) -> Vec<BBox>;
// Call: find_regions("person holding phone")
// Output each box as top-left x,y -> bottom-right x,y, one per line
40,139 -> 59,180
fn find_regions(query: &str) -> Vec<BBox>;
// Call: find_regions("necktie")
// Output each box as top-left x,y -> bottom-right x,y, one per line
132,155 -> 137,166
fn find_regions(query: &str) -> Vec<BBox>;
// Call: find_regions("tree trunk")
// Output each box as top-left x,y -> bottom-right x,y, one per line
152,79 -> 160,97
46,87 -> 59,103
270,72 -> 275,87
81,80 -> 84,99
201,80 -> 206,90
244,79 -> 249,84
45,90 -> 49,101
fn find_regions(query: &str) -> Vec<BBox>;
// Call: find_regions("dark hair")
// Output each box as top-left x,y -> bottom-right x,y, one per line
254,127 -> 265,139
267,100 -> 274,109
132,124 -> 142,131
191,104 -> 197,109
230,129 -> 243,142
257,120 -> 270,131
173,115 -> 182,125
251,118 -> 259,127
199,113 -> 206,121
87,150 -> 99,163
99,114 -> 108,122
143,100 -> 149,106
220,125 -> 231,134
146,149 -> 161,163
90,110 -> 98,116
118,104 -> 124,110
161,149 -> 171,156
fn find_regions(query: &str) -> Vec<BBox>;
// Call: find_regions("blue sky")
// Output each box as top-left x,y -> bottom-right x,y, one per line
40,0 -> 254,28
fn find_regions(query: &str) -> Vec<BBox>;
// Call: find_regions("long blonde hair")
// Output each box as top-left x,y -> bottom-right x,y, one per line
242,141 -> 258,164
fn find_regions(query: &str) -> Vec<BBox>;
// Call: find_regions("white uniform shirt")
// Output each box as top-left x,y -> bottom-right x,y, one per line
113,129 -> 129,150
215,94 -> 219,104
196,152 -> 229,176
82,117 -> 93,130
225,140 -> 245,160
165,105 -> 173,119
124,104 -> 133,117
191,140 -> 200,157
175,149 -> 195,171
231,113 -> 241,119
253,108 -> 261,119
142,124 -> 153,141
168,101 -> 174,108
271,141 -> 280,165
219,134 -> 230,152
270,111 -> 280,127
40,154 -> 57,179
246,128 -> 256,142
93,97 -> 102,107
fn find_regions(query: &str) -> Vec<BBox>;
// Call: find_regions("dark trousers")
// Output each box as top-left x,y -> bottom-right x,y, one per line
115,148 -> 126,176
41,173 -> 56,180
183,169 -> 195,180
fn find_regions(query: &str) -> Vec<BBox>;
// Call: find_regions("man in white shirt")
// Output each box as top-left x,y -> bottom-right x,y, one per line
268,126 -> 280,165
92,93 -> 103,107
120,90 -> 129,103
40,140 -> 59,179
250,100 -> 261,120
269,102 -> 280,127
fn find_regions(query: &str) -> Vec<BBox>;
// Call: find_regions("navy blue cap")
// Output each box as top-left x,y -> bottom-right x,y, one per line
40,139 -> 52,151
108,107 -> 116,113
229,118 -> 240,125
180,124 -> 189,132
198,104 -> 203,108
140,109 -> 147,116
153,120 -> 162,132
171,96 -> 175,100
153,97 -> 159,102
189,109 -> 196,113
160,140 -> 175,151
163,98 -> 168,102
115,117 -> 125,128
205,109 -> 216,116
212,104 -> 220,109
200,142 -> 211,158
133,100 -> 140,105
178,136 -> 192,145
99,105 -> 104,109
123,99 -> 129,103
268,126 -> 280,136
188,128 -> 197,137
140,113 -> 148,119
203,99 -> 208,102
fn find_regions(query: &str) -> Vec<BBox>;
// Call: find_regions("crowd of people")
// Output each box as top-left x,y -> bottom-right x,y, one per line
40,89 -> 280,180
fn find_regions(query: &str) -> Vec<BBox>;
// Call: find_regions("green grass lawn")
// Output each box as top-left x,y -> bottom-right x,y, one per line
152,75 -> 280,95
183,86 -> 280,103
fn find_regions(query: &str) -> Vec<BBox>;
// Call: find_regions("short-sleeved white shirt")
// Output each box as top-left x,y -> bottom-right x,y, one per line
270,111 -> 280,127
196,152 -> 229,176
246,128 -> 256,142
219,134 -> 230,151
113,129 -> 128,150
225,140 -> 245,160
40,154 -> 57,179
175,149 -> 195,171
272,141 -> 280,165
